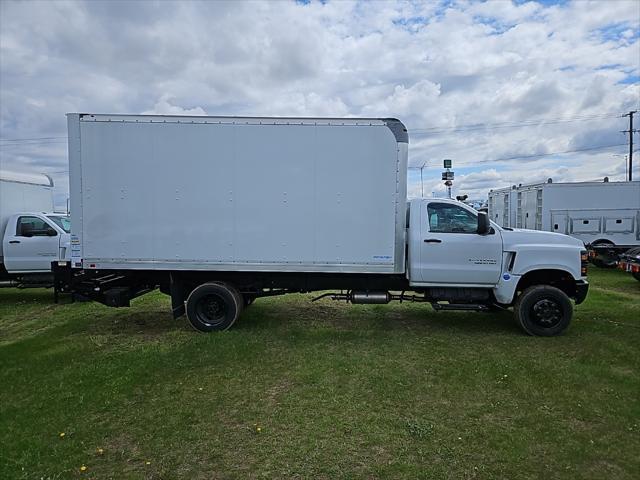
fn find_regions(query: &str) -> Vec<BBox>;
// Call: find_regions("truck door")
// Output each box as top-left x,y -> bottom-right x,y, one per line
2,215 -> 59,272
417,201 -> 503,285
551,212 -> 568,234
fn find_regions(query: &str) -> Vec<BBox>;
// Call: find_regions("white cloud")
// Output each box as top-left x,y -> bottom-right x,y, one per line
0,0 -> 638,209
142,94 -> 207,116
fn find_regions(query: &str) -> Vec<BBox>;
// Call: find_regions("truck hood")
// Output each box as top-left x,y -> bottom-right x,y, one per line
501,228 -> 585,250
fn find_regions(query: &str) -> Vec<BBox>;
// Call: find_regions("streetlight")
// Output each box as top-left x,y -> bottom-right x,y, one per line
442,159 -> 454,199
409,162 -> 428,197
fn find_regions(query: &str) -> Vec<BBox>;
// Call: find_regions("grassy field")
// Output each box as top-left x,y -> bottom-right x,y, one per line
1,267 -> 638,479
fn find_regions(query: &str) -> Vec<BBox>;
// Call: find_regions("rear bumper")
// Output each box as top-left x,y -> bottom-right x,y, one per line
618,260 -> 640,274
574,279 -> 589,305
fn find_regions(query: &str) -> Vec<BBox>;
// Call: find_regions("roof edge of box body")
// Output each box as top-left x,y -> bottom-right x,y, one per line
381,118 -> 408,143
68,113 -> 408,143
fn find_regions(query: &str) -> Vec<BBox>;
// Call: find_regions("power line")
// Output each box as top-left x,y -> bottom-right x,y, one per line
0,141 -> 67,148
0,136 -> 67,142
409,112 -> 621,131
453,142 -> 627,166
0,113 -> 624,141
409,112 -> 623,135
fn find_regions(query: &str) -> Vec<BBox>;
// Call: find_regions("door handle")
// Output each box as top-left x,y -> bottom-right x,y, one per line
424,238 -> 442,243
9,240 -> 20,244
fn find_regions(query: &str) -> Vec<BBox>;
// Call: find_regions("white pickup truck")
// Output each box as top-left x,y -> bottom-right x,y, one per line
0,170 -> 71,287
54,114 -> 589,336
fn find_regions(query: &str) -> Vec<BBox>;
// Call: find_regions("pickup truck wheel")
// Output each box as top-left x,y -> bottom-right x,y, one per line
632,271 -> 640,282
514,285 -> 572,336
186,282 -> 243,332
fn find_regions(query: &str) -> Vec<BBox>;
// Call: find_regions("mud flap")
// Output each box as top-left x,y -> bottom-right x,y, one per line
170,273 -> 187,319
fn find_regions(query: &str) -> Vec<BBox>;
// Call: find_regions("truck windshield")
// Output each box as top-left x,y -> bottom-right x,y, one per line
47,216 -> 71,233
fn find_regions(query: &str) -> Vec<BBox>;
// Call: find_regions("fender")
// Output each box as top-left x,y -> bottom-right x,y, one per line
509,246 -> 583,281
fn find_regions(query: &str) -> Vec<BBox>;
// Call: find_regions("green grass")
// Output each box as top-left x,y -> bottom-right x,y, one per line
1,268 -> 638,479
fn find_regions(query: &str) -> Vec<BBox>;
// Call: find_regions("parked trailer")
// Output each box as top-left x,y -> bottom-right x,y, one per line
55,113 -> 589,336
0,170 -> 71,287
618,247 -> 640,281
488,179 -> 640,266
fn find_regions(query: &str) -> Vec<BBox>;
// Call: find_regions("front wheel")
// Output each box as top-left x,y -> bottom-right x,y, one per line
514,285 -> 573,336
186,282 -> 244,332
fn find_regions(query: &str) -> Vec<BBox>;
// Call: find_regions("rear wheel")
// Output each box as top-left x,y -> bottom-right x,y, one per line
633,271 -> 640,282
514,285 -> 573,336
186,282 -> 243,332
589,241 -> 617,268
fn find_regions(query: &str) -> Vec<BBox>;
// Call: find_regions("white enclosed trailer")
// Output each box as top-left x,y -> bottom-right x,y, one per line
488,180 -> 640,257
56,113 -> 590,336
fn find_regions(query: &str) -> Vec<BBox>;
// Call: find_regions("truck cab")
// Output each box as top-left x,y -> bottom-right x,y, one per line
1,212 -> 71,286
407,198 -> 588,335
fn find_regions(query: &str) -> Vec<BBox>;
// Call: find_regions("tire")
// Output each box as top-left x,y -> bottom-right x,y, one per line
632,271 -> 640,282
589,241 -> 617,268
514,285 -> 573,336
185,282 -> 244,332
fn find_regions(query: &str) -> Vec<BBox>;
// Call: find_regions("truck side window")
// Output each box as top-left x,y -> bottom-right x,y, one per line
428,203 -> 478,234
16,216 -> 53,237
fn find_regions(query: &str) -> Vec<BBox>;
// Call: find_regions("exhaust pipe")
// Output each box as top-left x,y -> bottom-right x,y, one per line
312,291 -> 428,304
350,291 -> 391,304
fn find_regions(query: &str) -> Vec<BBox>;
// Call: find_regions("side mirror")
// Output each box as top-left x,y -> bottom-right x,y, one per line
477,211 -> 490,235
46,227 -> 58,236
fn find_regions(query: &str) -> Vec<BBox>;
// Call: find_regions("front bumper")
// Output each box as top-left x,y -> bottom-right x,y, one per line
574,279 -> 589,305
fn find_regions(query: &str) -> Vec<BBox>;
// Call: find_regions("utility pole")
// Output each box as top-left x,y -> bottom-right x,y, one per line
622,111 -> 637,181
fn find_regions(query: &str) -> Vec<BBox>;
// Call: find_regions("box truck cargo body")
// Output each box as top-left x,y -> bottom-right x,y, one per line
68,114 -> 408,274
56,113 -> 590,336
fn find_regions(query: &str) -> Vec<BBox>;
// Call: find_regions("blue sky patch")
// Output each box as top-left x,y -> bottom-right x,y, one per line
473,15 -> 517,35
594,22 -> 639,42
619,74 -> 640,85
393,16 -> 428,30
515,0 -> 569,5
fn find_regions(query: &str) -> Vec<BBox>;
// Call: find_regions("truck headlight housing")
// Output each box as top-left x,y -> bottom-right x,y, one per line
580,251 -> 588,276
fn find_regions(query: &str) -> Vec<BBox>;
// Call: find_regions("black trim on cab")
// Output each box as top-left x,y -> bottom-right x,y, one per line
574,280 -> 589,305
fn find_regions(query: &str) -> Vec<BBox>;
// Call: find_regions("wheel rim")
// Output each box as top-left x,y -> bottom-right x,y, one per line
531,298 -> 563,328
195,294 -> 227,326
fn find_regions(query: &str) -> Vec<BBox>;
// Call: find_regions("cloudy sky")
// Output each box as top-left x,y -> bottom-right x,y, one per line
1,0 -> 638,208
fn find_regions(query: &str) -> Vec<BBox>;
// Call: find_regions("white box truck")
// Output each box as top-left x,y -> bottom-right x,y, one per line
0,170 -> 71,287
54,113 -> 589,336
488,180 -> 640,266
